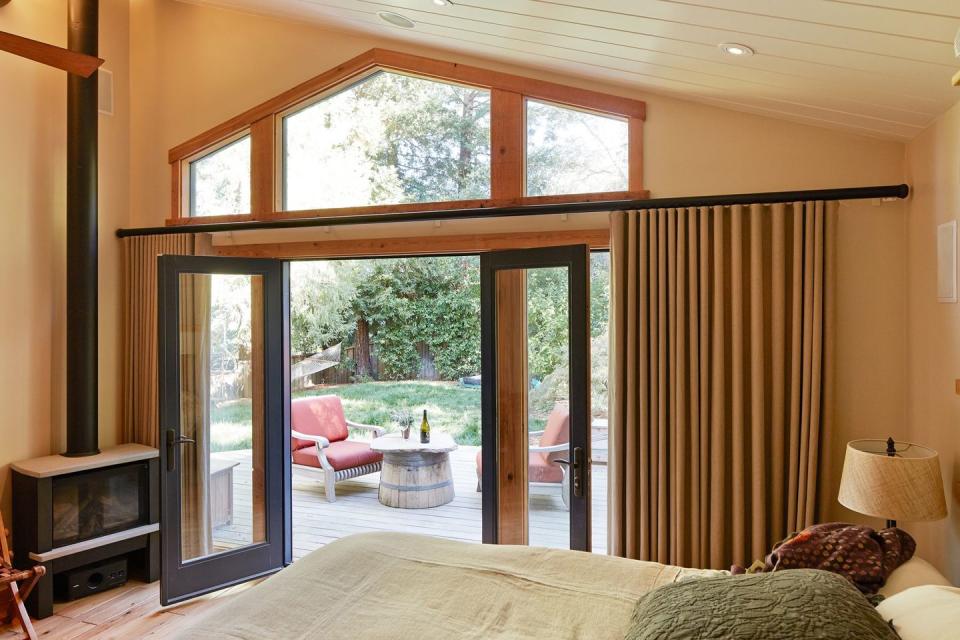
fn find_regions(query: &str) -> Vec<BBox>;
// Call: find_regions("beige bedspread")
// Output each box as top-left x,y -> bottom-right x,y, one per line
176,532 -> 719,640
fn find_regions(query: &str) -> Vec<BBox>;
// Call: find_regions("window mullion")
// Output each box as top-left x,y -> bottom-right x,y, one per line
490,89 -> 523,201
250,116 -> 276,219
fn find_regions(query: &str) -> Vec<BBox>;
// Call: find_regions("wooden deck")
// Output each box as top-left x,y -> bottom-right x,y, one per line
213,444 -> 608,556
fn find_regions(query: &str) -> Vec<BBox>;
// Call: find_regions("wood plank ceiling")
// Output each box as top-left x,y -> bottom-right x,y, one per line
179,0 -> 960,140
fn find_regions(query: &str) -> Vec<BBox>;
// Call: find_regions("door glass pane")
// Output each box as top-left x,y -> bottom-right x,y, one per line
590,252 -> 610,554
178,272 -> 265,563
493,266 -> 574,548
525,99 -> 628,197
525,267 -> 571,548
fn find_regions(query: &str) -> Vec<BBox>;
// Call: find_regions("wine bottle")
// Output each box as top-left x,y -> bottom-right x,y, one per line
420,409 -> 430,444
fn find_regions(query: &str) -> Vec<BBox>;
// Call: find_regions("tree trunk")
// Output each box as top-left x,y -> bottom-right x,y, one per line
354,317 -> 373,379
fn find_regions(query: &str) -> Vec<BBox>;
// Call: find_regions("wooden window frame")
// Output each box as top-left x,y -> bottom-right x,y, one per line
168,48 -> 646,226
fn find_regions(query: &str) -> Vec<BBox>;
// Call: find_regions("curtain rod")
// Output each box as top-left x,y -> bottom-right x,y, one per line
115,183 -> 909,238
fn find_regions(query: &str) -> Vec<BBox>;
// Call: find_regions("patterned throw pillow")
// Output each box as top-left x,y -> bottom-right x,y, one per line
625,569 -> 898,640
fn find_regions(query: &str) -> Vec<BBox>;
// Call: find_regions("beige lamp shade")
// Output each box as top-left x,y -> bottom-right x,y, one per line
838,440 -> 947,522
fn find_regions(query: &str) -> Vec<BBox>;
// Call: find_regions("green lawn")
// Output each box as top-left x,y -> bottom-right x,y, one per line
210,381 -> 484,450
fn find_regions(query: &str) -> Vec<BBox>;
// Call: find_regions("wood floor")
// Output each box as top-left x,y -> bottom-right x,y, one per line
1,443 -> 608,638
0,579 -> 259,639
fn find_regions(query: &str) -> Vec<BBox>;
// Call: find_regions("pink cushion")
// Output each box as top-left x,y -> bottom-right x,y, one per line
293,441 -> 383,471
291,395 -> 349,450
474,405 -> 570,485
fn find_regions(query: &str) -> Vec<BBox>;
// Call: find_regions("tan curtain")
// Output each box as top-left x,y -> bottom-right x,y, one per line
121,234 -> 194,447
608,201 -> 837,569
179,273 -> 213,560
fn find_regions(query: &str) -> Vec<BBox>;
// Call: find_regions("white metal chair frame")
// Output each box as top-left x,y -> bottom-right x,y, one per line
292,420 -> 385,503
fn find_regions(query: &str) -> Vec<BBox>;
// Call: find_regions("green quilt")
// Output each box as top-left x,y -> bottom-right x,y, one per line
626,569 -> 899,640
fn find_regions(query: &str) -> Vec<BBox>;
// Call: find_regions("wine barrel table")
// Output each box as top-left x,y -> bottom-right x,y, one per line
370,433 -> 458,509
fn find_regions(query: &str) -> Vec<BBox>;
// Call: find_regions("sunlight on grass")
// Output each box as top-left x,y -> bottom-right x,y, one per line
210,381 -> 484,450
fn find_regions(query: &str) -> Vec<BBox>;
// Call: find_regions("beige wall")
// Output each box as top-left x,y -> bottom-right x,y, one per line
129,0 -> 909,537
0,0 -> 129,523
904,100 -> 960,584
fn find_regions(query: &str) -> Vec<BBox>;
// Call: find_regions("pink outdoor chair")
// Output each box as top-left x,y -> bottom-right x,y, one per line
290,395 -> 384,502
475,405 -> 571,509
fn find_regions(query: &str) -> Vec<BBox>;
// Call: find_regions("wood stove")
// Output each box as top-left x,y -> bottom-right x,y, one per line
11,445 -> 160,618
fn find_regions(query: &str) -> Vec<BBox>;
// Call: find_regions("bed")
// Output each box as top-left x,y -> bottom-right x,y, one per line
174,532 -> 723,639
174,532 -> 957,640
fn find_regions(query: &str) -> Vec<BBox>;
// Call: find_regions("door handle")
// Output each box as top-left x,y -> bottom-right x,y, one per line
165,428 -> 196,472
572,446 -> 584,498
554,446 -> 586,499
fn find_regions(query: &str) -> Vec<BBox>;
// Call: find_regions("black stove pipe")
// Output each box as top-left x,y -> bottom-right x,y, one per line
64,0 -> 99,457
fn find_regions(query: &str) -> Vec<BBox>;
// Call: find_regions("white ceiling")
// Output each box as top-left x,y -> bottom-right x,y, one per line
179,0 -> 960,140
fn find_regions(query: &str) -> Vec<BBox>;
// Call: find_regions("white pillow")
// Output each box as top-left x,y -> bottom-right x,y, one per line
880,557 -> 952,597
876,585 -> 960,640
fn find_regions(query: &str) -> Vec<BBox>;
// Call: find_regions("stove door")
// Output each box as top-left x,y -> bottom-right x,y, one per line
158,255 -> 290,605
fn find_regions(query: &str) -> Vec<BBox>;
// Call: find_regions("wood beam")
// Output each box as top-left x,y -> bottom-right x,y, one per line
209,229 -> 610,259
495,269 -> 528,545
166,191 -> 647,227
490,90 -> 524,200
250,117 -> 276,218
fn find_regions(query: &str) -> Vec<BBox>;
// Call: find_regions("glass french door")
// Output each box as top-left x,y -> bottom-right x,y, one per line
480,245 -> 591,551
158,255 -> 290,605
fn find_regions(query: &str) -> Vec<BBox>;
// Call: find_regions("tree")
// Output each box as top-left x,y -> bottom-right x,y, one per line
284,71 -> 490,210
289,261 -> 357,355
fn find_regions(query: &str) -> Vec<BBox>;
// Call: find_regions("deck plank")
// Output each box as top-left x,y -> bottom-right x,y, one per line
214,444 -> 608,555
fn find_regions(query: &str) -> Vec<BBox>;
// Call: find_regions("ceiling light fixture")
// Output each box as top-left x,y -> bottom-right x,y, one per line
719,42 -> 754,57
378,11 -> 416,28
433,0 -> 452,6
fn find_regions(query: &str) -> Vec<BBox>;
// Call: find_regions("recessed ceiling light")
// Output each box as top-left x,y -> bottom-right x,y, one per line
378,11 -> 416,28
433,0 -> 452,6
719,42 -> 754,57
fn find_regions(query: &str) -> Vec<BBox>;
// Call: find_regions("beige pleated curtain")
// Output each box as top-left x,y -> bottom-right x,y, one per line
121,234 -> 195,447
608,201 -> 836,570
178,273 -> 213,561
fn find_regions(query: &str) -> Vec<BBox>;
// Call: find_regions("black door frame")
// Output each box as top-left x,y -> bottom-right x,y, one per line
480,244 -> 591,551
158,255 -> 291,606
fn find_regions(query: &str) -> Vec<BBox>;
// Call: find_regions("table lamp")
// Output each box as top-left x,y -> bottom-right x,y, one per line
838,438 -> 947,528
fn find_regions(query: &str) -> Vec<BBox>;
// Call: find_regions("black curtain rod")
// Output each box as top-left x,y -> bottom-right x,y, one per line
115,183 -> 909,238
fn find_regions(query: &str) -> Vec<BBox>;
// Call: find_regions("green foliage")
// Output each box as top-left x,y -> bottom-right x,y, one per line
289,253 -> 609,388
289,261 -> 357,355
390,409 -> 416,430
524,253 -> 611,382
529,330 -> 609,421
525,101 -> 628,197
352,72 -> 491,203
284,71 -> 490,210
526,267 -> 570,382
352,256 -> 481,380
